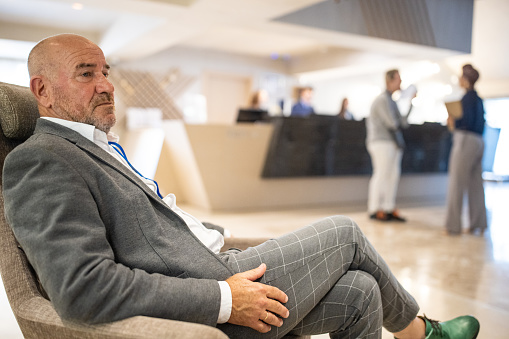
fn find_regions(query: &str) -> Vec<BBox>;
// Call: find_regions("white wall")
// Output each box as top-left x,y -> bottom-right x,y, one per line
117,46 -> 298,122
0,58 -> 29,86
297,59 -> 466,124
117,45 -> 468,125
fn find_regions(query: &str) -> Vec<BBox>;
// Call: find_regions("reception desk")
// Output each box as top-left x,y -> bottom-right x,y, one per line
263,116 -> 451,177
154,119 -> 450,211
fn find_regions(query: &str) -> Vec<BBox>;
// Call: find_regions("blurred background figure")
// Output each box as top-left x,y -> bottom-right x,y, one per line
366,69 -> 414,222
338,97 -> 354,120
249,89 -> 269,110
445,64 -> 487,236
237,89 -> 270,123
291,86 -> 315,117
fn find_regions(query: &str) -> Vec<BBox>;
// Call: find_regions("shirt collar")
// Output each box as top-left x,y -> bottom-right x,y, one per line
41,117 -> 119,152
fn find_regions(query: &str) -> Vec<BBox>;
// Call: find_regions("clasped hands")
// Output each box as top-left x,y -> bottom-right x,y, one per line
226,263 -> 289,333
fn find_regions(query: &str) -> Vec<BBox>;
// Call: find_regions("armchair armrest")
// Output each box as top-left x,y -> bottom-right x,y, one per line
16,296 -> 228,339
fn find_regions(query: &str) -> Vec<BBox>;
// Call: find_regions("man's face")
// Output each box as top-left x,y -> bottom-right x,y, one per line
49,40 -> 116,133
390,73 -> 401,92
301,89 -> 313,103
387,72 -> 402,93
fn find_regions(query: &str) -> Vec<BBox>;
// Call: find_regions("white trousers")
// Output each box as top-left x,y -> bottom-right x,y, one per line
367,141 -> 403,214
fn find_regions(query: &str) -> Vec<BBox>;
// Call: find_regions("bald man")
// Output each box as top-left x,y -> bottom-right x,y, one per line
2,34 -> 479,339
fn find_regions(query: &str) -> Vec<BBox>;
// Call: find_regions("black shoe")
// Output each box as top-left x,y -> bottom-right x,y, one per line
388,209 -> 406,222
369,210 -> 390,221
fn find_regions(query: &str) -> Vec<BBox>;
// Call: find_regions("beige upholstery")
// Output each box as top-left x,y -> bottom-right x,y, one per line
0,82 -> 310,339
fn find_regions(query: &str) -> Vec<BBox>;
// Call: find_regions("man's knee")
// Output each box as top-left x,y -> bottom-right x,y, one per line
344,271 -> 382,328
334,270 -> 381,308
353,271 -> 381,306
325,215 -> 358,230
324,215 -> 363,237
329,271 -> 382,336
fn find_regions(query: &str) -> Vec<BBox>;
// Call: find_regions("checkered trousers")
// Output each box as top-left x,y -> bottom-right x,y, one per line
218,215 -> 419,339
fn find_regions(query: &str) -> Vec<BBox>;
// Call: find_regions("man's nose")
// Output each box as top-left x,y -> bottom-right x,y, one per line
96,75 -> 114,94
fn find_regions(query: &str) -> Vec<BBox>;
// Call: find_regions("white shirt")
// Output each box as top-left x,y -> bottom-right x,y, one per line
41,117 -> 232,323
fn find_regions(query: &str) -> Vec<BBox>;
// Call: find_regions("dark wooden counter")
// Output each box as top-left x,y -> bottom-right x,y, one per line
262,116 -> 452,178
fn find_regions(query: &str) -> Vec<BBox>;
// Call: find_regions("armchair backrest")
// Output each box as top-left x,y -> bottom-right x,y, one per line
0,81 -> 50,336
0,81 -> 39,168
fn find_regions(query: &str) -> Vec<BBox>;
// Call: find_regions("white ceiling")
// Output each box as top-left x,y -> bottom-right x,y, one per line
0,0 -> 508,91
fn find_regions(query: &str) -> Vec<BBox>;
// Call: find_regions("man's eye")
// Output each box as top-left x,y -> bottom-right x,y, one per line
103,73 -> 109,78
82,72 -> 92,77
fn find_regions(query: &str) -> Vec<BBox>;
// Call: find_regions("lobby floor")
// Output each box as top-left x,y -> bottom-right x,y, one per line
1,181 -> 508,338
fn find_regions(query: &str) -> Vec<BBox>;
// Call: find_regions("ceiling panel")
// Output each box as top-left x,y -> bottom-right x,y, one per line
0,0 -> 507,87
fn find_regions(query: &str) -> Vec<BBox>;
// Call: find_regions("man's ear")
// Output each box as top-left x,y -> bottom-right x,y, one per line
30,76 -> 52,108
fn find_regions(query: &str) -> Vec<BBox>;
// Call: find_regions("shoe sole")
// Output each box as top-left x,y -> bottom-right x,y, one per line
471,326 -> 480,339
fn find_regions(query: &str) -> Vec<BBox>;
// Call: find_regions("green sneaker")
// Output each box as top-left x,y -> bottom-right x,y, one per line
419,314 -> 480,339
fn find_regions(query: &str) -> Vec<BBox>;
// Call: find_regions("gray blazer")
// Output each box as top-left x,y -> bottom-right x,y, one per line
3,119 -> 235,326
366,90 -> 409,146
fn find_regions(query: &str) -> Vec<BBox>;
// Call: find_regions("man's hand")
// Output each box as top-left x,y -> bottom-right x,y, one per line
226,263 -> 289,333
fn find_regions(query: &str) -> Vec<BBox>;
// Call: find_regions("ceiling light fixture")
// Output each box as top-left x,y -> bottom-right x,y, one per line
72,3 -> 84,10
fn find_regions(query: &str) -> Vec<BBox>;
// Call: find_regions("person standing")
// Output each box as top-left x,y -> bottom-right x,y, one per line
290,86 -> 315,117
338,97 -> 354,120
366,69 -> 414,222
249,89 -> 269,110
445,64 -> 488,235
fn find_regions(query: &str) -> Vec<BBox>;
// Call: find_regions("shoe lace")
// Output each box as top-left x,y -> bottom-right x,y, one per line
419,314 -> 443,336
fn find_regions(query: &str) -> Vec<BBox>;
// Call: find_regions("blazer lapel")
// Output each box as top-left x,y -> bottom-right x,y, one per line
33,119 -> 166,205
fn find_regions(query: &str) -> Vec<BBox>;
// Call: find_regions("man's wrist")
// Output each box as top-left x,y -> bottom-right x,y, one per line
217,281 -> 232,323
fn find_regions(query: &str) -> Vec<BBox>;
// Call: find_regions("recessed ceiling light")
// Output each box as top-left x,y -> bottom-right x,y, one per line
72,3 -> 84,10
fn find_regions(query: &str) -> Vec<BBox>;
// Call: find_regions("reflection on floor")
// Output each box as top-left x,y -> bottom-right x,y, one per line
1,182 -> 507,338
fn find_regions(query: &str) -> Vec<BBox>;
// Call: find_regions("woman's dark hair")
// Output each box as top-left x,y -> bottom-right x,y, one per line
462,64 -> 480,87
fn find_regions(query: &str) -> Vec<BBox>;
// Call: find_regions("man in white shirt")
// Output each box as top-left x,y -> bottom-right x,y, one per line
366,70 -> 413,222
2,34 -> 479,339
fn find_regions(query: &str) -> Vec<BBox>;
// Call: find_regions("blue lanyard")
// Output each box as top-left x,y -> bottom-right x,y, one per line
108,141 -> 163,199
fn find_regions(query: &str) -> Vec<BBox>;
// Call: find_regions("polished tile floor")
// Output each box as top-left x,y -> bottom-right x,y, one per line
1,181 -> 508,338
